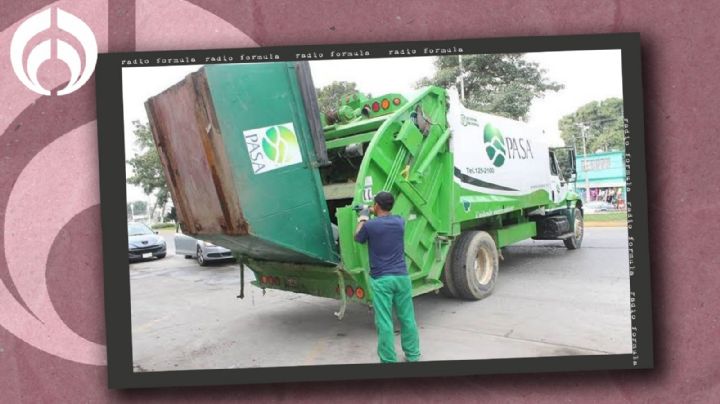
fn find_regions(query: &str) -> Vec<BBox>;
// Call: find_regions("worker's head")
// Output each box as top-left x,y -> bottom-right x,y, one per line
373,191 -> 394,215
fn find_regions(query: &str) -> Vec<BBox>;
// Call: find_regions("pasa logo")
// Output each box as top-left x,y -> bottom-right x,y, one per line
10,8 -> 97,95
262,125 -> 300,164
243,122 -> 302,174
483,123 -> 507,168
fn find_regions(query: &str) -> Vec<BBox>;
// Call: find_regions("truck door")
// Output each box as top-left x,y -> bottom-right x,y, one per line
549,147 -> 577,203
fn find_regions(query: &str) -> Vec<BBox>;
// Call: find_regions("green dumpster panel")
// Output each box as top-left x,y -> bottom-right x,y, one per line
147,63 -> 338,264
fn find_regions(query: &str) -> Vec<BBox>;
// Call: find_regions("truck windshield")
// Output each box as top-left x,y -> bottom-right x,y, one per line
549,151 -> 559,176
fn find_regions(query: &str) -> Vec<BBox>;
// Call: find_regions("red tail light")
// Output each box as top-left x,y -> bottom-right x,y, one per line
371,102 -> 380,112
355,287 -> 365,299
393,98 -> 401,106
381,99 -> 390,110
260,275 -> 268,283
345,286 -> 354,298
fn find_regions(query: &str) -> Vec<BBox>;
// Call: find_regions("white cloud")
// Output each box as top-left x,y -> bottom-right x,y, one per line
309,56 -> 436,97
525,49 -> 623,146
122,65 -> 203,202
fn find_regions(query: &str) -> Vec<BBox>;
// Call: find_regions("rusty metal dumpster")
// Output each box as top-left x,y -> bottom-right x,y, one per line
146,63 -> 338,265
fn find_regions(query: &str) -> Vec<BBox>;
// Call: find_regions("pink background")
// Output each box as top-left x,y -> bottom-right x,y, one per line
1,0 -> 718,401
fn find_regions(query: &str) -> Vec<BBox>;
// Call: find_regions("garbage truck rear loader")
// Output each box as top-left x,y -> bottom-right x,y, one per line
145,62 -> 582,314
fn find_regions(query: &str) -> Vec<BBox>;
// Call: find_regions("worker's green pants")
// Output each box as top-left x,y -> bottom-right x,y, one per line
370,275 -> 421,363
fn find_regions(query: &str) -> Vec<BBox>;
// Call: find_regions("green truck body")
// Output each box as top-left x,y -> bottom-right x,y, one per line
145,62 -> 583,315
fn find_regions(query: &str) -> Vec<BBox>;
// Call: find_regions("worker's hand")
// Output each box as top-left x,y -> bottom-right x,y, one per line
358,205 -> 370,222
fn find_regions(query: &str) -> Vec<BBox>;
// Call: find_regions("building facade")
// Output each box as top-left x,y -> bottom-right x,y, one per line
575,151 -> 626,208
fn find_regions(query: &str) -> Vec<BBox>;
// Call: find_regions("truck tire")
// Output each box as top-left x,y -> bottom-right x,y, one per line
450,231 -> 499,300
564,208 -> 584,250
439,250 -> 458,298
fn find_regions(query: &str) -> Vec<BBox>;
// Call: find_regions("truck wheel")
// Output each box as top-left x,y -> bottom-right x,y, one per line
439,250 -> 458,298
450,231 -> 499,300
564,208 -> 584,250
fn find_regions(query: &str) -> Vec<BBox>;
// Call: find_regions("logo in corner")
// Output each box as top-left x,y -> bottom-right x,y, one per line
10,8 -> 98,96
483,123 -> 507,168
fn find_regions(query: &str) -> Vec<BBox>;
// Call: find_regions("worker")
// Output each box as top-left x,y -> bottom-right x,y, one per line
354,191 -> 421,363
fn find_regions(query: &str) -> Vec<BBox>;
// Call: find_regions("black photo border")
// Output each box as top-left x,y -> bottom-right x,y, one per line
96,33 -> 652,389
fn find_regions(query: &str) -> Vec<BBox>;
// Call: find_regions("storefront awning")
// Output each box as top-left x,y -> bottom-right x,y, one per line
576,180 -> 626,189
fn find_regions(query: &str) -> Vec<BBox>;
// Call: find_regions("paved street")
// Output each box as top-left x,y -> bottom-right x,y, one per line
130,227 -> 631,371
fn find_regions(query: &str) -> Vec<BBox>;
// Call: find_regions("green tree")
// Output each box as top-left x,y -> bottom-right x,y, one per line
315,81 -> 367,115
558,98 -> 624,153
126,121 -> 169,221
416,54 -> 564,120
165,206 -> 179,232
127,200 -> 147,219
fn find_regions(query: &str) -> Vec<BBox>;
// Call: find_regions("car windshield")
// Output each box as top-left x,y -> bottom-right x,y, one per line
128,223 -> 153,236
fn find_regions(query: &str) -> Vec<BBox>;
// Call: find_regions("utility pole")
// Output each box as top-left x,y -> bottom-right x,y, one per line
147,193 -> 153,224
572,117 -> 621,202
458,55 -> 465,102
576,123 -> 590,202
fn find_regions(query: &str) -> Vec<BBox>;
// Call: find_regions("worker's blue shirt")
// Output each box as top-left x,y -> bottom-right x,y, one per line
354,215 -> 408,279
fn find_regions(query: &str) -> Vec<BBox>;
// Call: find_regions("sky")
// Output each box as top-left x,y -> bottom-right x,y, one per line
121,49 -> 623,202
524,50 -> 623,144
122,65 -> 203,203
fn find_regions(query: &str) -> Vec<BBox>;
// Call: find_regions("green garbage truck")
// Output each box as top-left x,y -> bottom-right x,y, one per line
145,61 -> 582,316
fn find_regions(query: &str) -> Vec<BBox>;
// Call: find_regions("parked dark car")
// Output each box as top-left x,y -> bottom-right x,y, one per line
128,222 -> 166,262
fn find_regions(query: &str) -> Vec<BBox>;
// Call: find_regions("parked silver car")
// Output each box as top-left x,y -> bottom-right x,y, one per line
174,233 -> 235,266
128,222 -> 166,261
584,200 -> 616,213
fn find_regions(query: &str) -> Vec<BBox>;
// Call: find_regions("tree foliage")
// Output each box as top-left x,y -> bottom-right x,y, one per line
165,206 -> 177,222
416,54 -> 564,120
127,200 -> 147,219
315,81 -> 367,115
558,98 -> 624,153
126,121 -> 169,219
